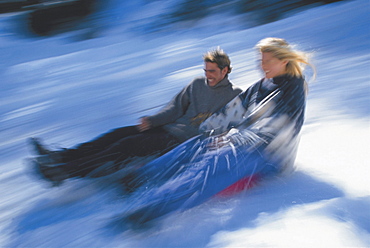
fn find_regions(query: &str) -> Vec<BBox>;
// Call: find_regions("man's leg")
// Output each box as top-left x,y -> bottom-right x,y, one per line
59,127 -> 180,178
62,125 -> 141,162
29,126 -> 140,162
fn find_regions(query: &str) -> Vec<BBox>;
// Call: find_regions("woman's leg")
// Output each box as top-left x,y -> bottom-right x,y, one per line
126,145 -> 275,224
124,135 -> 204,190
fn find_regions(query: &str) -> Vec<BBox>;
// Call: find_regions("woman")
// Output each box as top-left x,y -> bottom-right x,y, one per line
121,38 -> 314,226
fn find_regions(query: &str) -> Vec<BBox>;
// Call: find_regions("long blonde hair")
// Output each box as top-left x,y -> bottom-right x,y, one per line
256,37 -> 315,79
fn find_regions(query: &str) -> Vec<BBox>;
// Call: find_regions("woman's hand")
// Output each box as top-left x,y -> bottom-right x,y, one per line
207,135 -> 230,150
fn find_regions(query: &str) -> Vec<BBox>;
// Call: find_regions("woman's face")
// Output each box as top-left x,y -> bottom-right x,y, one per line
260,52 -> 288,78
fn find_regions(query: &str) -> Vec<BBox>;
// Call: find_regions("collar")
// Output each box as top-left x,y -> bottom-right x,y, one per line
207,75 -> 231,89
271,74 -> 293,85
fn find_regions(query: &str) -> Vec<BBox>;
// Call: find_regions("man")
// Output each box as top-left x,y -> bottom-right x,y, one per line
29,48 -> 242,185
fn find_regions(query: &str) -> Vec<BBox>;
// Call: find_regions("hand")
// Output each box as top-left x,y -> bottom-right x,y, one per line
137,117 -> 151,132
207,135 -> 230,150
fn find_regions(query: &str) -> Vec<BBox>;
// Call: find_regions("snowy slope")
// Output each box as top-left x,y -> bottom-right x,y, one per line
0,0 -> 369,247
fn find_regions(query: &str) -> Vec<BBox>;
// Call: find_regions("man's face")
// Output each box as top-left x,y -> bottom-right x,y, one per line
204,62 -> 228,86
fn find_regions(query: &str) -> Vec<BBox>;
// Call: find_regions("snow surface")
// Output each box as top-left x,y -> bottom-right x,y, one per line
1,0 -> 369,247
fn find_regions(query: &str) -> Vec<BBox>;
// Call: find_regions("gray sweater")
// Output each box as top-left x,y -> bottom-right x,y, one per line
148,76 -> 242,142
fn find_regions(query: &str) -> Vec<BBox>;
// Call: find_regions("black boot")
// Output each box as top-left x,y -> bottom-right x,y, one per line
28,137 -> 69,165
30,159 -> 70,186
27,137 -> 70,185
28,137 -> 52,155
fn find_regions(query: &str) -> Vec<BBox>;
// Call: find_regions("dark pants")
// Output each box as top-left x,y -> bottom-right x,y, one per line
61,126 -> 180,178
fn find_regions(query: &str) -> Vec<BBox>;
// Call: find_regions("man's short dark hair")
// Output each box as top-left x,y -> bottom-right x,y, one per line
203,47 -> 232,74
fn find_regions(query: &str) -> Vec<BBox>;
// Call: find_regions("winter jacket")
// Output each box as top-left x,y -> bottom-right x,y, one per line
147,76 -> 242,142
200,74 -> 306,168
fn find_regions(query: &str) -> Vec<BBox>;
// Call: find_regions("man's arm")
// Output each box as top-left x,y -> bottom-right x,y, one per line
137,83 -> 192,131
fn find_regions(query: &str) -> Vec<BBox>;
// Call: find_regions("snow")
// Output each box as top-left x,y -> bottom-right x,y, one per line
1,0 -> 369,247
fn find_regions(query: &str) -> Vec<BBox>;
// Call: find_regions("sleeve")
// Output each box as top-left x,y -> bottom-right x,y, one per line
147,83 -> 191,127
199,95 -> 246,135
199,82 -> 259,137
222,77 -> 306,152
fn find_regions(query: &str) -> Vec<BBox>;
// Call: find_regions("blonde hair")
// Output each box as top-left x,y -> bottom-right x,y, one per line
256,37 -> 315,79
